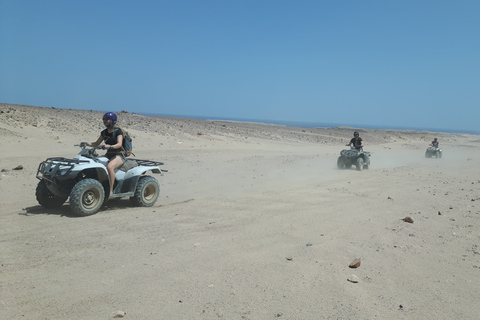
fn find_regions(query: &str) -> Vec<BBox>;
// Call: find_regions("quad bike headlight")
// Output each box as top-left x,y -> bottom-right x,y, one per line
58,167 -> 71,176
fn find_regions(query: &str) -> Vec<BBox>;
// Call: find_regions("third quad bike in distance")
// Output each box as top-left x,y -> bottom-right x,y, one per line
425,146 -> 442,158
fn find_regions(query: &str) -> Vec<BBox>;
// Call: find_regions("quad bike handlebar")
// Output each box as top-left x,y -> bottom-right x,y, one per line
73,144 -> 108,158
75,143 -> 107,150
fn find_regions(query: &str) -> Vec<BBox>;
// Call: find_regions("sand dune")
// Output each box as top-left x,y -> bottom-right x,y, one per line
1,103 -> 479,319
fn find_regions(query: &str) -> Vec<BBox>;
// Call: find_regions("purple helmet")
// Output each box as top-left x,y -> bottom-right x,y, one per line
103,112 -> 117,127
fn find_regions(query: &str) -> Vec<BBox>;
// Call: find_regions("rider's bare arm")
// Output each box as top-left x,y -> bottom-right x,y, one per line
105,134 -> 123,150
87,136 -> 104,147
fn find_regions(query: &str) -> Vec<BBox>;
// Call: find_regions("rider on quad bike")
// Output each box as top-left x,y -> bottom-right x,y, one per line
425,137 -> 442,158
346,131 -> 364,151
36,112 -> 166,216
337,131 -> 371,171
86,112 -> 126,196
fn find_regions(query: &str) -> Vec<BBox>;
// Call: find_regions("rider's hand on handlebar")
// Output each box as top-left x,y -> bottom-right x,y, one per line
79,142 -> 87,148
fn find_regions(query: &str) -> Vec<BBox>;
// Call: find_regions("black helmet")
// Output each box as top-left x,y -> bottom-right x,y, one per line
103,112 -> 117,127
354,131 -> 359,136
434,138 -> 437,141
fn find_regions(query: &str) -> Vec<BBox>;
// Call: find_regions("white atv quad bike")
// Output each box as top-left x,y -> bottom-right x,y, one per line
36,144 -> 166,216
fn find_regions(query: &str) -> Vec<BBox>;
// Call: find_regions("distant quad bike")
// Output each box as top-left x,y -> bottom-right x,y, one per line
36,144 -> 166,216
425,147 -> 442,158
337,147 -> 371,171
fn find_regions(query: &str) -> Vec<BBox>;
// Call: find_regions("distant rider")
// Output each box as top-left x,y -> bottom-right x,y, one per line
430,138 -> 439,148
346,131 -> 364,151
85,112 -> 126,196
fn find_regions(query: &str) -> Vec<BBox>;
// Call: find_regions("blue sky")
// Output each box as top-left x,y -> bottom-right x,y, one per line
1,0 -> 479,132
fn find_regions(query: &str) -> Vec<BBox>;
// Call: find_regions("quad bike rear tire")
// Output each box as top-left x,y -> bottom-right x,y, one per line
363,157 -> 370,169
337,157 -> 346,169
130,176 -> 160,207
356,157 -> 364,171
70,178 -> 105,216
36,180 -> 68,208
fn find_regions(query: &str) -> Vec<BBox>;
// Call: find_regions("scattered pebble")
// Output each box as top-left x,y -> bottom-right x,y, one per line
409,234 -> 415,237
111,310 -> 126,318
13,165 -> 23,170
286,257 -> 293,261
403,217 -> 414,223
347,274 -> 359,283
306,243 -> 313,246
349,258 -> 361,268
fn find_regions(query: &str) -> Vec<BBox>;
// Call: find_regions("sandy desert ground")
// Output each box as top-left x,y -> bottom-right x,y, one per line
1,103 -> 480,320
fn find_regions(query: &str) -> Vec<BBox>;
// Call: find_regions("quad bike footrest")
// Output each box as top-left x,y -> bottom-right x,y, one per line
109,192 -> 134,199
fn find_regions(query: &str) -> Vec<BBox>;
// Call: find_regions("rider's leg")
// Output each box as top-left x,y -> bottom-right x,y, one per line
107,156 -> 124,195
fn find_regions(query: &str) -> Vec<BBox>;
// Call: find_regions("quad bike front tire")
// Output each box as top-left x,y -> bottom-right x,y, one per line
130,176 -> 160,207
36,180 -> 68,208
356,157 -> 364,171
69,178 -> 105,216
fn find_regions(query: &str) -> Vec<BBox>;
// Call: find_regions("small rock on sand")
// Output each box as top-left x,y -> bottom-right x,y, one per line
347,274 -> 359,283
349,258 -> 361,268
111,310 -> 126,318
403,216 -> 414,223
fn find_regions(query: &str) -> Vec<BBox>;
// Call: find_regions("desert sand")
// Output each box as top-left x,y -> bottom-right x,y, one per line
1,103 -> 479,319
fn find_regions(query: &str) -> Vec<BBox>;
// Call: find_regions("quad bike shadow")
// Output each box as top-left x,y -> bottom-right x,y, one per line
20,204 -> 77,217
22,197 -> 135,218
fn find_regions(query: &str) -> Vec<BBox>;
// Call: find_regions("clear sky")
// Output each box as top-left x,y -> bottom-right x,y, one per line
1,0 -> 479,132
